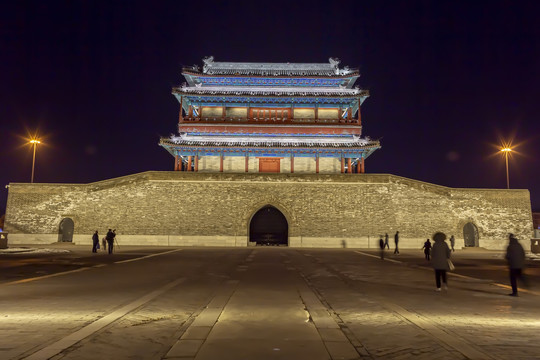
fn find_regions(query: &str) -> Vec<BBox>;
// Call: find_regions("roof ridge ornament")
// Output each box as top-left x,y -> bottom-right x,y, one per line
329,57 -> 340,74
203,56 -> 215,73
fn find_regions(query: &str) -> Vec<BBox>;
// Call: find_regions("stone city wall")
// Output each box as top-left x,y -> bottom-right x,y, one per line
4,171 -> 533,249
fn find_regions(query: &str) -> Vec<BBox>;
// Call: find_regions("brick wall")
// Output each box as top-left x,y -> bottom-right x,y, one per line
4,172 -> 533,249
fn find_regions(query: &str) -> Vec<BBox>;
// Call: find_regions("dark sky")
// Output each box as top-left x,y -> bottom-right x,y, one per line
1,0 -> 539,214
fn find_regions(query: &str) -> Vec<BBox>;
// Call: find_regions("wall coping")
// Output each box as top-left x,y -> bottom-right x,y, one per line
8,171 -> 530,195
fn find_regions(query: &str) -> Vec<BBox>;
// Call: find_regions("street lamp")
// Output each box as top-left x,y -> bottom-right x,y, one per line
500,147 -> 512,189
29,139 -> 41,183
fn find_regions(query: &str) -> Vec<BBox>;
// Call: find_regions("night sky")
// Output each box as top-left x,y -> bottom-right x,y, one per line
1,1 -> 539,215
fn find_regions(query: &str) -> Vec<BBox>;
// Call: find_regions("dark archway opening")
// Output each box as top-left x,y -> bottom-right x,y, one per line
58,218 -> 74,242
249,206 -> 288,246
463,222 -> 479,247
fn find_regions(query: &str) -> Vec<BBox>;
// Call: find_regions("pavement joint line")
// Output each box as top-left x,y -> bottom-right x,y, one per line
355,250 -> 538,295
114,248 -> 183,264
355,250 -> 402,264
165,280 -> 238,359
22,277 -> 186,360
381,301 -> 496,360
418,265 -> 537,295
2,249 -> 184,286
491,282 -> 539,295
2,267 -> 90,286
354,250 -> 536,355
296,266 -> 370,359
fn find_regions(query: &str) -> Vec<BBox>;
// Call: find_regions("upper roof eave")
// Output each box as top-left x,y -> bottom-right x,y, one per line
181,68 -> 360,78
181,56 -> 360,78
172,86 -> 370,98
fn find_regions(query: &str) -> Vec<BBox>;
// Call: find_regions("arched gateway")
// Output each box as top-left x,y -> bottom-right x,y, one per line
58,218 -> 74,242
463,222 -> 479,247
249,206 -> 288,246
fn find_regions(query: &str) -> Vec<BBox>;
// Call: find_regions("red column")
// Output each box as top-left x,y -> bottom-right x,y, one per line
245,154 -> 249,172
220,153 -> 224,172
194,155 -> 199,172
341,157 -> 345,174
187,156 -> 192,171
360,157 -> 365,173
316,155 -> 319,174
179,97 -> 183,123
347,158 -> 352,174
174,155 -> 179,171
291,154 -> 294,173
358,104 -> 362,126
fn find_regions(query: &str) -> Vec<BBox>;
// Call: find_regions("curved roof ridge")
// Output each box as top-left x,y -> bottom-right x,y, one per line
184,56 -> 358,76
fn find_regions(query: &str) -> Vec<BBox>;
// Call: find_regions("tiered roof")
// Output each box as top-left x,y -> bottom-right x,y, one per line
159,57 -> 381,163
177,57 -> 368,110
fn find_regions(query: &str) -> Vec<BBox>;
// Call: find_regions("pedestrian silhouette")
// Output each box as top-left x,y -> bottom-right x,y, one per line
106,229 -> 116,254
505,233 -> 526,296
394,231 -> 400,254
92,230 -> 99,253
379,236 -> 385,260
384,233 -> 390,250
431,232 -> 451,291
450,235 -> 455,252
422,238 -> 432,260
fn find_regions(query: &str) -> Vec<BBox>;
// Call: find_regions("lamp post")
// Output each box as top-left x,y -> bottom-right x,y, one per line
29,139 -> 40,183
500,147 -> 512,189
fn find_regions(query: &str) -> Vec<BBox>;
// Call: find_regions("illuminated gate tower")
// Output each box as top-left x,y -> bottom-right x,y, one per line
159,57 -> 380,173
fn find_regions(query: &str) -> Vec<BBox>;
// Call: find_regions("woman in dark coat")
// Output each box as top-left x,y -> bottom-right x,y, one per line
431,232 -> 451,291
91,230 -> 99,253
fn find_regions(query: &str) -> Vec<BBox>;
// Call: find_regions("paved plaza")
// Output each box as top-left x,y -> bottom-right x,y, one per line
1,245 -> 539,359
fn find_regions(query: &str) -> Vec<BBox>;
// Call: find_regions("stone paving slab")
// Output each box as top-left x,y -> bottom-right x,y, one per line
181,326 -> 212,340
297,249 -> 540,360
2,248 -> 539,360
165,339 -> 203,358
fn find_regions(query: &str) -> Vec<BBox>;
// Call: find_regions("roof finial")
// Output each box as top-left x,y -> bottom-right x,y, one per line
329,57 -> 341,74
202,56 -> 214,73
329,57 -> 340,67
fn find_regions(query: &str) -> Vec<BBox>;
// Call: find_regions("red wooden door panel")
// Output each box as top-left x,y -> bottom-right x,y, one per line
259,158 -> 280,173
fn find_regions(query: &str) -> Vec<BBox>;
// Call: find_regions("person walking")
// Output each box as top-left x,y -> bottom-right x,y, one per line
106,229 -> 115,254
394,231 -> 400,254
431,232 -> 451,291
91,230 -> 99,253
422,238 -> 432,260
379,236 -> 385,260
102,236 -> 107,252
505,233 -> 526,296
450,235 -> 456,252
384,233 -> 390,250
